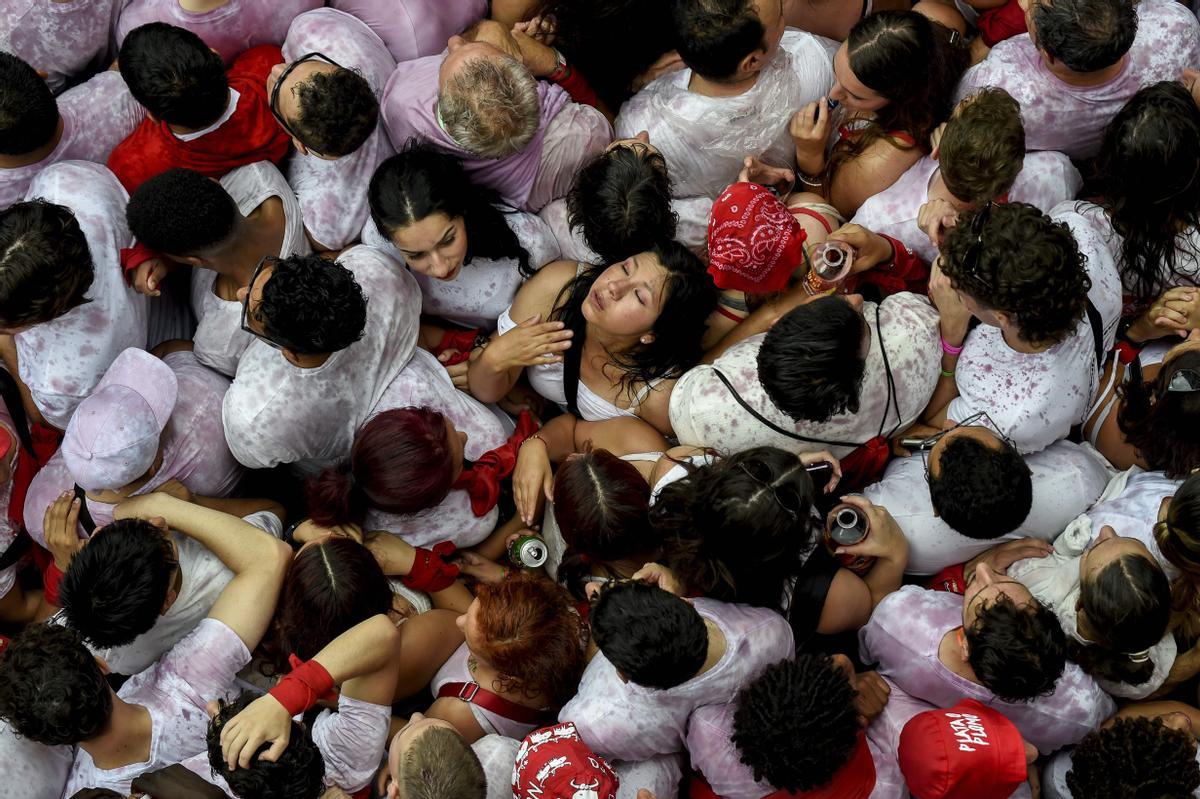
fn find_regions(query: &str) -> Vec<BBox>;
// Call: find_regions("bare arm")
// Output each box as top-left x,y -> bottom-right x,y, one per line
363,531 -> 473,614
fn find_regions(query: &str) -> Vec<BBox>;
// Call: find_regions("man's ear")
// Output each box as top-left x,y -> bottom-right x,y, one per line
282,349 -> 303,367
291,136 -> 309,156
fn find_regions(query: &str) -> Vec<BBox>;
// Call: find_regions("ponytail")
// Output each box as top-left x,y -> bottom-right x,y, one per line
307,466 -> 369,527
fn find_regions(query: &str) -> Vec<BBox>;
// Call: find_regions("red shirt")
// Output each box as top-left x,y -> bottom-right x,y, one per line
107,44 -> 291,193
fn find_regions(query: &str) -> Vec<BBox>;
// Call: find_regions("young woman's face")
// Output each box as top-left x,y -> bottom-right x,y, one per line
829,43 -> 889,113
391,211 -> 470,281
581,251 -> 671,338
1079,525 -> 1154,586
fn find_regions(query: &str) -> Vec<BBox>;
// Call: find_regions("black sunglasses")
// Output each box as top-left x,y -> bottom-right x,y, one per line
920,411 -> 1014,481
1169,368 -> 1200,394
270,52 -> 344,149
960,202 -> 992,287
240,255 -> 302,352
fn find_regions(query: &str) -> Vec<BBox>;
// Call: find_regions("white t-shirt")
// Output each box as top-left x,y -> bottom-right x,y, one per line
0,0 -> 123,93
670,292 -> 941,457
1086,469 -> 1185,582
62,618 -> 251,796
362,208 -> 560,330
14,162 -> 148,429
222,244 -> 421,472
849,152 -> 1083,264
190,161 -> 312,377
283,8 -> 398,250
329,0 -> 486,63
946,204 -> 1123,454
0,71 -> 145,210
615,30 -> 836,201
0,720 -> 72,799
558,599 -> 795,763
115,0 -> 323,63
362,348 -> 506,549
95,510 -> 282,676
955,0 -> 1200,159
859,585 -> 1115,754
864,441 -> 1113,575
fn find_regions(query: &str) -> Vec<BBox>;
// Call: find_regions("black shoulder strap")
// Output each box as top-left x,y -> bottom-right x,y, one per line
0,367 -> 35,459
73,483 -> 97,536
788,544 -> 840,654
1085,300 -> 1105,371
563,324 -> 583,417
710,368 -> 859,448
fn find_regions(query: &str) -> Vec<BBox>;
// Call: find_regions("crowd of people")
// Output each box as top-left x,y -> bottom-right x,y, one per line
1,0 -> 1200,797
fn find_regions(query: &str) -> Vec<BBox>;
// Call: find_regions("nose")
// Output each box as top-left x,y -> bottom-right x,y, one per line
635,130 -> 650,144
430,252 -> 457,280
829,82 -> 847,103
845,293 -> 864,312
1097,524 -> 1116,543
267,63 -> 284,91
458,430 -> 468,447
447,35 -> 465,52
1162,712 -> 1192,733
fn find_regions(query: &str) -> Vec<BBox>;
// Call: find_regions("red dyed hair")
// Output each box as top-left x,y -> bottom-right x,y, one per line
307,406 -> 453,525
472,574 -> 587,705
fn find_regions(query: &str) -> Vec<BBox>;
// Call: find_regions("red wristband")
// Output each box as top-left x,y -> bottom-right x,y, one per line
120,241 -> 159,276
268,657 -> 335,716
401,541 -> 460,593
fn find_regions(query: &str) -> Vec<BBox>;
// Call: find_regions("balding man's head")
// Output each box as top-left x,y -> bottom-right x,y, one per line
437,39 -> 541,159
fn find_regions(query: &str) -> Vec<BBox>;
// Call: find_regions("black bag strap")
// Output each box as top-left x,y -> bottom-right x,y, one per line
563,321 -> 583,417
787,544 -> 840,653
73,483 -> 97,536
0,367 -> 35,459
1085,299 -> 1105,371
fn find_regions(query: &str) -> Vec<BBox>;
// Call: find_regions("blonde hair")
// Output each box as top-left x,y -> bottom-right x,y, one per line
398,726 -> 486,799
439,54 -> 541,159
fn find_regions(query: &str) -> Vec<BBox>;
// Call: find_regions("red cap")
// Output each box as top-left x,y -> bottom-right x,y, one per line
707,182 -> 807,294
898,699 -> 1028,799
512,722 -> 619,799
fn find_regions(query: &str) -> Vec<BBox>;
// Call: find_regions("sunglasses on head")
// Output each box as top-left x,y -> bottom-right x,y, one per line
270,52 -> 344,147
1169,368 -> 1200,394
239,255 -> 304,352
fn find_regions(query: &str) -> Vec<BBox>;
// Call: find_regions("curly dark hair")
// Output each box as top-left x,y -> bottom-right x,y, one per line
731,656 -> 861,792
671,0 -> 765,81
566,144 -> 676,265
119,22 -> 229,129
591,580 -> 708,689
927,433 -> 1033,539
0,199 -> 94,328
207,692 -> 325,799
255,253 -> 368,354
549,241 -> 716,402
0,623 -> 112,746
0,52 -> 58,156
60,519 -> 179,650
967,592 -> 1067,702
1032,0 -> 1137,73
941,202 -> 1091,347
1117,349 -> 1200,478
292,67 -> 379,157
1067,716 -> 1200,799
757,295 -> 868,423
126,167 -> 239,256
1090,82 -> 1200,311
653,446 -> 819,611
369,141 -> 532,276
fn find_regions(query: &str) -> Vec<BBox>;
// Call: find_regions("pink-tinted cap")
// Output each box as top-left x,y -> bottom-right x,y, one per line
62,349 -> 177,492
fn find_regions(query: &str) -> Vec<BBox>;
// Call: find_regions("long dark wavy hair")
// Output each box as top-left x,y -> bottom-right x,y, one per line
1117,349 -> 1200,478
549,240 -> 716,402
1089,82 -> 1200,310
369,140 -> 533,276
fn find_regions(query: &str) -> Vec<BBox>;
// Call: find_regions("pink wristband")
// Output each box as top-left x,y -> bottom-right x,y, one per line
940,335 -> 964,356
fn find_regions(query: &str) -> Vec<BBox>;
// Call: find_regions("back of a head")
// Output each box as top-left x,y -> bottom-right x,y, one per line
0,52 -> 58,156
60,518 -> 178,650
439,53 -> 540,159
940,88 -> 1026,206
758,296 -> 866,424
126,168 -> 238,256
732,656 -> 860,792
553,449 -> 654,561
271,537 -> 393,668
928,435 -> 1033,540
671,0 -> 765,81
207,692 -> 324,799
308,407 -> 454,525
293,68 -> 378,157
654,447 -> 815,609
0,623 -> 112,746
1156,473 -> 1200,597
1093,81 -> 1200,309
1072,552 -> 1171,686
397,725 -> 487,799
0,200 -> 94,329
1033,0 -> 1137,73
567,145 -> 676,264
1117,349 -> 1200,478
1067,717 -> 1200,799
258,254 -> 367,354
590,581 -> 708,689
967,593 -> 1067,702
119,22 -> 229,128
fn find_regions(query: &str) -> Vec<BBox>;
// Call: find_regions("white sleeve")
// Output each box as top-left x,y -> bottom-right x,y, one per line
310,697 -> 391,792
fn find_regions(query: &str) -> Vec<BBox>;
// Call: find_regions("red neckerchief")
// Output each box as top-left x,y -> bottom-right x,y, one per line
452,411 -> 539,516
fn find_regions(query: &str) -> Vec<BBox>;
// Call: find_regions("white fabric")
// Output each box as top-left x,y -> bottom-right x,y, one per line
94,511 -> 282,676
15,162 -> 148,429
955,0 -> 1200,159
539,196 -> 713,265
309,695 -> 392,793
0,720 -> 72,799
362,347 -> 506,549
63,618 -> 250,796
559,599 -> 794,763
1084,469 -> 1186,582
864,441 -> 1113,575
283,8 -> 398,250
190,161 -> 312,377
0,0 -> 123,93
362,207 -> 560,329
614,29 -> 835,201
670,292 -> 941,457
175,88 -> 241,142
222,244 -> 421,472
849,152 -> 1082,264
